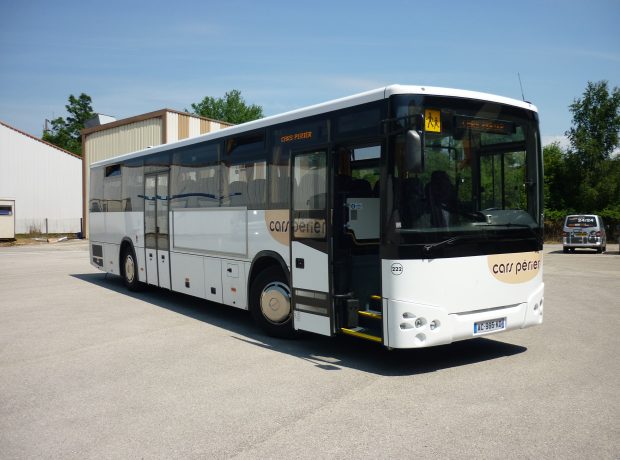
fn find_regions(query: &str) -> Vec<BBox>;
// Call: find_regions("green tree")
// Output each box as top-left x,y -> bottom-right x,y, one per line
42,93 -> 94,156
543,81 -> 620,239
543,142 -> 567,210
190,89 -> 263,124
560,81 -> 620,212
566,80 -> 620,169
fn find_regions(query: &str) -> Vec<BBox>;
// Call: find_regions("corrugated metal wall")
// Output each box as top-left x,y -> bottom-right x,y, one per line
167,112 -> 226,143
85,113 -> 227,161
201,118 -> 225,135
0,123 -> 82,234
178,113 -> 190,140
85,117 -> 163,163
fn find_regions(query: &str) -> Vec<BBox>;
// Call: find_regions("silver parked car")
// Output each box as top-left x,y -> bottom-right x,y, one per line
563,214 -> 607,253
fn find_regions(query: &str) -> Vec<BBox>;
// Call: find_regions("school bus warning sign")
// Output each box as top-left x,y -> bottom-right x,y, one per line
425,109 -> 441,132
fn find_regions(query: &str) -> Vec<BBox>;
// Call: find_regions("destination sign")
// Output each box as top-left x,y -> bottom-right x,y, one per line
274,120 -> 327,146
280,131 -> 313,143
455,116 -> 514,135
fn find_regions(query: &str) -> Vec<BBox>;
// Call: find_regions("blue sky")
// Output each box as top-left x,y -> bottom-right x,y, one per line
1,0 -> 618,146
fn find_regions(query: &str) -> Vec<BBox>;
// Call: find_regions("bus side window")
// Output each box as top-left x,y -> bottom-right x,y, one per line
247,162 -> 267,209
269,145 -> 290,209
104,165 -> 122,212
121,163 -> 144,212
222,132 -> 265,208
90,166 -> 104,213
221,162 -> 244,207
197,167 -> 219,208
171,143 -> 220,209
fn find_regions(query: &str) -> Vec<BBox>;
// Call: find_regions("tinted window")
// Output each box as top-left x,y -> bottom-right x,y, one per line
268,145 -> 290,209
105,164 -> 121,177
335,103 -> 383,139
171,142 -> 220,209
222,132 -> 266,208
221,160 -> 268,208
274,120 -> 328,148
90,166 -> 104,212
293,150 -> 327,240
103,168 -> 122,212
121,161 -> 144,212
565,216 -> 598,228
270,120 -> 328,209
144,151 -> 171,172
226,132 -> 265,162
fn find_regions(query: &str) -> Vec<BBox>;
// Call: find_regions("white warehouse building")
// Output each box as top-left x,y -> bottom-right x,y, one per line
0,121 -> 82,235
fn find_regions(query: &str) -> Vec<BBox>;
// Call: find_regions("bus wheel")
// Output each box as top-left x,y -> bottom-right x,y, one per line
250,266 -> 295,338
121,246 -> 143,291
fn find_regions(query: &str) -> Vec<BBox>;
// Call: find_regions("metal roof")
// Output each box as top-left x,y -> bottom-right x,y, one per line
0,120 -> 81,160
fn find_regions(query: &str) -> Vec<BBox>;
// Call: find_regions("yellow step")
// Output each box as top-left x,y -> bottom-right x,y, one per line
340,327 -> 382,343
358,310 -> 382,320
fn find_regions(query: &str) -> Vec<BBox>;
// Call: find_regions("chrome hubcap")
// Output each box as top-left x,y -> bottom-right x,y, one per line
125,255 -> 135,283
260,281 -> 291,324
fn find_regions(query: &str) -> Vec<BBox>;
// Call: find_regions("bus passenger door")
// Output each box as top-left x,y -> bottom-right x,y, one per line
332,143 -> 383,340
144,171 -> 171,289
290,148 -> 332,336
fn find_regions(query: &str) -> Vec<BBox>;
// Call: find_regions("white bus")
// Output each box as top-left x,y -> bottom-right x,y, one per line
89,85 -> 544,348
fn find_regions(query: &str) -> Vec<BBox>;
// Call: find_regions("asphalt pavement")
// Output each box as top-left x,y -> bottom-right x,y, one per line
0,240 -> 618,459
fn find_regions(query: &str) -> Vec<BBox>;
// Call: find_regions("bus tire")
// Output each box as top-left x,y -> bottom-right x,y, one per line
121,245 -> 143,292
250,266 -> 295,338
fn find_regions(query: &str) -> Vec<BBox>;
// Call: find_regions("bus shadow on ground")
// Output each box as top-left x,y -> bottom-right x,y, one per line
72,272 -> 527,377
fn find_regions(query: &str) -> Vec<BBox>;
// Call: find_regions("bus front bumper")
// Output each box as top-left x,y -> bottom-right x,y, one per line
385,284 -> 544,349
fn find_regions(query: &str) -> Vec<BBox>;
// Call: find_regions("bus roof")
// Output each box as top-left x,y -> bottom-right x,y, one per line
387,85 -> 538,112
91,84 -> 538,168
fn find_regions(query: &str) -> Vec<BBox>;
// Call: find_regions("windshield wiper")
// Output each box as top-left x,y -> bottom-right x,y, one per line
423,235 -> 478,253
422,224 -> 543,254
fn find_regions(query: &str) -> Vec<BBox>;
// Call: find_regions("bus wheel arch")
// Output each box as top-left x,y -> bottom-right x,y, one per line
249,254 -> 294,338
120,239 -> 143,291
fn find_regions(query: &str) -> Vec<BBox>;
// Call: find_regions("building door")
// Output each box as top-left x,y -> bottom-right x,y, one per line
0,200 -> 16,239
144,171 -> 171,289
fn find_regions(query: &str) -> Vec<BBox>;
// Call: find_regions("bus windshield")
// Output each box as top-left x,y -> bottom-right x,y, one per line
386,95 -> 542,254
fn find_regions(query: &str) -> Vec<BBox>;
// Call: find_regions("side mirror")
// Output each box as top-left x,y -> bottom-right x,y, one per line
405,130 -> 423,173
